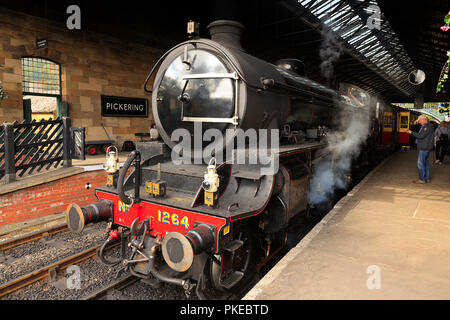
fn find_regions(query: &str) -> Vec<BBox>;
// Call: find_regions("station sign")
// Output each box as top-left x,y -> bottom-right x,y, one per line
101,95 -> 148,118
36,38 -> 48,49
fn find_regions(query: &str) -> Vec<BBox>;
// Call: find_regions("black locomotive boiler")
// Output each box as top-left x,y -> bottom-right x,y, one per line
65,20 -> 377,298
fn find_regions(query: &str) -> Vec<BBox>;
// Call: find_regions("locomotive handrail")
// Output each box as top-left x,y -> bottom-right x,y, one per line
182,72 -> 239,80
181,72 -> 240,126
261,78 -> 335,106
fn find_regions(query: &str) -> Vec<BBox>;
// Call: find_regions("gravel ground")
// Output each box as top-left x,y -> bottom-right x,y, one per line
0,215 -> 318,300
0,222 -> 109,285
0,197 -> 335,300
118,280 -> 191,300
2,245 -> 191,300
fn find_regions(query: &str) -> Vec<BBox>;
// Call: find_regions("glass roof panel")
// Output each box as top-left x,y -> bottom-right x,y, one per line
295,0 -> 417,96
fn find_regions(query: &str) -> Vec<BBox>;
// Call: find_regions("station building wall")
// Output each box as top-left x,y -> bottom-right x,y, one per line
0,8 -> 162,145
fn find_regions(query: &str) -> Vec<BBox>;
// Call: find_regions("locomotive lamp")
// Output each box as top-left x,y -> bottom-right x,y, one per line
202,158 -> 220,207
187,20 -> 200,39
104,146 -> 120,188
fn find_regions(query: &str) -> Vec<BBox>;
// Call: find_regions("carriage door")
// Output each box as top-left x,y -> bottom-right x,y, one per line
382,112 -> 393,144
398,112 -> 410,144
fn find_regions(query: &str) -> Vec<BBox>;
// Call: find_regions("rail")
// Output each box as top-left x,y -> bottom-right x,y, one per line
0,241 -> 119,298
0,224 -> 68,251
83,275 -> 139,300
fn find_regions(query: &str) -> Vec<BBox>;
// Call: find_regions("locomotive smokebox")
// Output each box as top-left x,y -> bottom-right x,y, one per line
162,224 -> 216,273
207,20 -> 245,50
66,201 -> 113,233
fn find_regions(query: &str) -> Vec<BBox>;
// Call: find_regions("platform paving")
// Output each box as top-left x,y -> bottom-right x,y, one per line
244,150 -> 450,300
72,152 -> 129,166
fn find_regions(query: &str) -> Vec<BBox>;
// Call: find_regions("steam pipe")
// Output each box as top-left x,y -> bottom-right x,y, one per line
117,150 -> 141,205
148,245 -> 186,287
98,238 -> 121,265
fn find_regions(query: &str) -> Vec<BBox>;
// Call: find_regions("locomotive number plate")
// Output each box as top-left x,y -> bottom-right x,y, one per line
158,210 -> 190,229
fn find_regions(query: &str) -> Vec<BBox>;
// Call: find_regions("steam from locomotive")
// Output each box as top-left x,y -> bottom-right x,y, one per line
309,101 -> 372,206
319,24 -> 344,80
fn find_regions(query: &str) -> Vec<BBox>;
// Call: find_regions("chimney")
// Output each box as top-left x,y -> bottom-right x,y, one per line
207,20 -> 245,51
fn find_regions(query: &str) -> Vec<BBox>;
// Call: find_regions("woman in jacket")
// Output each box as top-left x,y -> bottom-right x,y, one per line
434,121 -> 449,165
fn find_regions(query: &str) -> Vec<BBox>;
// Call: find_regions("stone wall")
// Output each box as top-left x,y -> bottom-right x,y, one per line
0,8 -> 162,145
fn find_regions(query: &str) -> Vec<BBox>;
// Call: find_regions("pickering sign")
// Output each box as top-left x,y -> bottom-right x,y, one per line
101,95 -> 148,117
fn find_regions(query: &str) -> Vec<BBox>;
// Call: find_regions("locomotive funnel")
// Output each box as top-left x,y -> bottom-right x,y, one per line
207,20 -> 245,50
66,201 -> 113,233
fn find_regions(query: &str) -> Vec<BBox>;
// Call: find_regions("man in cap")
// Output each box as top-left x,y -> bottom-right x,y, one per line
407,115 -> 435,183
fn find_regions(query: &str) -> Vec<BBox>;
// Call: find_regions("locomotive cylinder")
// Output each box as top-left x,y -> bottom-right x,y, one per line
66,201 -> 113,233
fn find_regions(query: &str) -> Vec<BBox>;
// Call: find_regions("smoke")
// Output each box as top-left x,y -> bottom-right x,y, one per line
319,24 -> 343,80
309,104 -> 371,207
308,23 -> 371,207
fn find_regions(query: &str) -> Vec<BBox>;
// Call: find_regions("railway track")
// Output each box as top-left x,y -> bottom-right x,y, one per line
0,224 -> 69,252
84,274 -> 250,300
0,241 -> 119,298
83,275 -> 140,300
0,202 -> 321,300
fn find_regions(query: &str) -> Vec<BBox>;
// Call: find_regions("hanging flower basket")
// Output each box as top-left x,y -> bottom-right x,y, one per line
436,51 -> 450,93
441,11 -> 450,31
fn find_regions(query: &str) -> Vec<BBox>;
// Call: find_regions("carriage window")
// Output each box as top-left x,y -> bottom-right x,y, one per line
400,116 -> 409,129
383,115 -> 393,128
22,57 -> 61,96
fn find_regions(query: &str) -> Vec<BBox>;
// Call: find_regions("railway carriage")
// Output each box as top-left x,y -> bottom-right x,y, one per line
381,107 -> 421,146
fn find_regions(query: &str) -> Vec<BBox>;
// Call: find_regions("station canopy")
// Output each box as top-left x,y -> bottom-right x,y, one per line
248,0 -> 450,102
2,0 -> 449,102
288,0 -> 418,97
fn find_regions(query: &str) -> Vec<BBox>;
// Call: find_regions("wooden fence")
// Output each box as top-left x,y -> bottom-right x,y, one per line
0,117 -> 85,183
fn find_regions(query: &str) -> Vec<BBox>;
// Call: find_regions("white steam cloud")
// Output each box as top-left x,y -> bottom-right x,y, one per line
309,104 -> 371,206
309,22 -> 371,207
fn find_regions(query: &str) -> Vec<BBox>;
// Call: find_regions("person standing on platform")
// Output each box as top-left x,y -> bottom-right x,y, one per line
434,121 -> 449,165
407,115 -> 435,184
409,120 -> 421,150
150,123 -> 160,141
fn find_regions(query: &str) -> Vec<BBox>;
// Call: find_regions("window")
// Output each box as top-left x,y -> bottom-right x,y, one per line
21,57 -> 61,96
383,114 -> 393,128
400,116 -> 409,129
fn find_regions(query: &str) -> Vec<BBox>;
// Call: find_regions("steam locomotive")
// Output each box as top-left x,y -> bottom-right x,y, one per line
66,20 -> 391,298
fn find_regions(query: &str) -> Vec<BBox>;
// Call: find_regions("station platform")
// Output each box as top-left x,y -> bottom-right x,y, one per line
244,150 -> 450,300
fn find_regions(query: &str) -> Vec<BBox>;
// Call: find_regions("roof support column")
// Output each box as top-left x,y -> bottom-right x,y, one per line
414,94 -> 424,109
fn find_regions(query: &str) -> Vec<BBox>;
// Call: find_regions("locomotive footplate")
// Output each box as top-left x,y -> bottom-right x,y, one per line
110,141 -> 328,222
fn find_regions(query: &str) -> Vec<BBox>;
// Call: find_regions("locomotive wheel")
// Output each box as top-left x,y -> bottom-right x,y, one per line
210,224 -> 254,293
